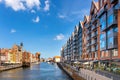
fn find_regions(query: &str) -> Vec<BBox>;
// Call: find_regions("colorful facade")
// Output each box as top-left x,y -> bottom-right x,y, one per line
0,43 -> 40,64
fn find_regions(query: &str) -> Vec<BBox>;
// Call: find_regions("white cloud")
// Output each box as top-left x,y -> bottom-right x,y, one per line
0,0 -> 2,2
44,0 -> 50,11
32,16 -> 40,23
10,29 -> 16,33
58,8 -> 89,22
25,0 -> 40,9
71,8 -> 90,20
54,34 -> 65,40
58,14 -> 66,19
3,0 -> 41,11
5,0 -> 26,11
31,9 -> 36,13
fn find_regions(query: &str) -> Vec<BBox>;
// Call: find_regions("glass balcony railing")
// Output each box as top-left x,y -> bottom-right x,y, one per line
110,0 -> 118,4
91,26 -> 97,30
87,37 -> 90,40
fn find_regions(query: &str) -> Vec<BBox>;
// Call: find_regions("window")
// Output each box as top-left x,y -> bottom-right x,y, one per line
108,14 -> 114,26
112,49 -> 118,57
100,13 -> 106,31
114,27 -> 118,32
101,51 -> 105,58
107,8 -> 117,27
105,50 -> 109,57
91,46 -> 95,51
100,32 -> 106,50
108,37 -> 114,48
95,45 -> 98,50
107,27 -> 118,49
95,52 -> 98,58
107,29 -> 114,49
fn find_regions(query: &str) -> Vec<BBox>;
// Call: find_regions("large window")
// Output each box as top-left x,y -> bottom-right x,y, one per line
108,14 -> 114,26
107,8 -> 117,27
114,27 -> 118,48
107,27 -> 118,49
107,29 -> 114,49
100,32 -> 106,50
100,13 -> 106,31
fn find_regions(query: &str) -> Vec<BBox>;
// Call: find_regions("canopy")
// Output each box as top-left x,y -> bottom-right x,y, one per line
83,62 -> 90,65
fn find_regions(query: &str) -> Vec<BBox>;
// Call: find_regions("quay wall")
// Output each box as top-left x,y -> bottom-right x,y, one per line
57,63 -> 85,80
0,65 -> 22,72
58,63 -> 112,80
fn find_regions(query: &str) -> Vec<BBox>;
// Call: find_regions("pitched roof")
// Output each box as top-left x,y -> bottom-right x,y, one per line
94,1 -> 99,10
83,15 -> 90,23
54,56 -> 61,58
90,0 -> 99,14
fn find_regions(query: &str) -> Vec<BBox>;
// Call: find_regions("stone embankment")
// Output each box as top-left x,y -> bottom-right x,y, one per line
0,65 -> 22,72
58,63 -> 113,80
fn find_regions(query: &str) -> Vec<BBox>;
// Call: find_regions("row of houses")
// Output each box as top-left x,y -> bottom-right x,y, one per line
61,0 -> 120,64
45,56 -> 61,63
0,43 -> 40,64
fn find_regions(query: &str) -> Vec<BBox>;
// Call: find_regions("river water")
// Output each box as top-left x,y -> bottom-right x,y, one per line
0,62 -> 72,80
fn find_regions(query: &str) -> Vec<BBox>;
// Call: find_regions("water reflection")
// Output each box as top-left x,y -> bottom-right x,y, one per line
0,62 -> 72,80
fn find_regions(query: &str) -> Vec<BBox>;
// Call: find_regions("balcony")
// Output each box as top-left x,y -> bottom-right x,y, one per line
87,30 -> 91,34
91,33 -> 96,38
115,3 -> 120,9
87,37 -> 90,41
110,0 -> 118,4
91,48 -> 95,52
91,39 -> 97,45
91,14 -> 97,23
91,25 -> 97,31
86,24 -> 90,28
97,7 -> 107,18
87,43 -> 90,47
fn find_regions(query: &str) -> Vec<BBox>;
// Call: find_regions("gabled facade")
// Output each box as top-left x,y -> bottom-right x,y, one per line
61,0 -> 120,63
78,21 -> 83,60
82,16 -> 90,60
86,0 -> 100,61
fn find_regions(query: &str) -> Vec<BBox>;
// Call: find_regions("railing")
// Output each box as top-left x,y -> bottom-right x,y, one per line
95,69 -> 120,80
87,30 -> 91,34
110,0 -> 118,4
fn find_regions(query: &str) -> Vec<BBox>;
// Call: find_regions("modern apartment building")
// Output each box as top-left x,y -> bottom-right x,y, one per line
61,0 -> 120,63
61,22 -> 83,62
98,0 -> 119,61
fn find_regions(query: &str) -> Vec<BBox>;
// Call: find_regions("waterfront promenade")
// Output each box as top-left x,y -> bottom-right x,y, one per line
59,63 -> 120,80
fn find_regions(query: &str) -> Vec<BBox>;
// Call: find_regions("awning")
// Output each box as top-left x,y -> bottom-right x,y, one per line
83,62 -> 90,65
74,61 -> 81,64
93,60 -> 99,63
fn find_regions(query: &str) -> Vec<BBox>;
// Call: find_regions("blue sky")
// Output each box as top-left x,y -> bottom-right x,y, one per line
0,0 -> 91,58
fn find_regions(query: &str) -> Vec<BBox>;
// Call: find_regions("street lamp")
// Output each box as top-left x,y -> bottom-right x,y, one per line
0,48 -> 1,66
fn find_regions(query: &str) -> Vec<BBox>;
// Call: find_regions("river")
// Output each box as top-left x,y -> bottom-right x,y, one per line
0,62 -> 73,80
